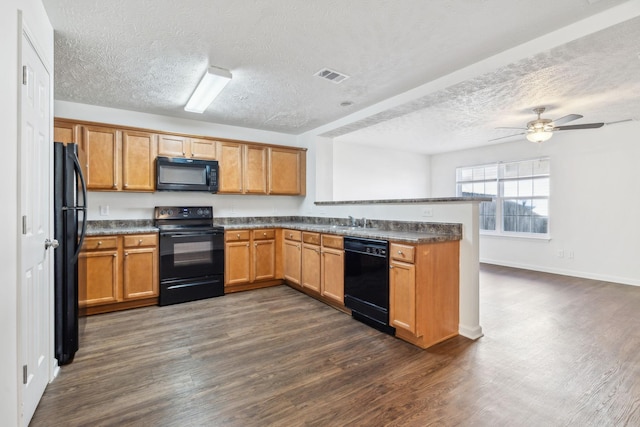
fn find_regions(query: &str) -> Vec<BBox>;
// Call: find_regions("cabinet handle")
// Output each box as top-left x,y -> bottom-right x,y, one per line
113,254 -> 117,257
237,233 -> 241,239
97,241 -> 102,246
398,250 -> 403,255
263,232 -> 267,236
389,265 -> 394,269
246,243 -> 250,247
124,183 -> 128,188
125,252 -> 128,256
254,243 -> 258,247
139,239 -> 143,244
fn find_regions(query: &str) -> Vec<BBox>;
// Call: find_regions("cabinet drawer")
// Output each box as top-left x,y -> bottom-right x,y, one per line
124,234 -> 157,248
253,229 -> 275,240
390,243 -> 415,263
226,230 -> 251,242
322,235 -> 343,250
302,232 -> 321,245
82,236 -> 118,251
284,229 -> 301,241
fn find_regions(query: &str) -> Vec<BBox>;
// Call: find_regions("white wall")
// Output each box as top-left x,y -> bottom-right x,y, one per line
55,101 -> 305,220
332,141 -> 431,201
431,120 -> 640,286
1,1 -> 53,425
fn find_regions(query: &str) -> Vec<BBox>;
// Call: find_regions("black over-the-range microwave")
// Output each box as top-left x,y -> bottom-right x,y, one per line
156,156 -> 219,193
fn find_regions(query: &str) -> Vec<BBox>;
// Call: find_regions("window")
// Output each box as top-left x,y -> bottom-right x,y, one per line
456,158 -> 550,237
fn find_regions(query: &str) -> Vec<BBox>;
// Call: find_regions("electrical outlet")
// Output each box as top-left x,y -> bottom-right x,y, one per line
568,251 -> 574,259
422,207 -> 433,217
557,249 -> 564,258
99,205 -> 109,216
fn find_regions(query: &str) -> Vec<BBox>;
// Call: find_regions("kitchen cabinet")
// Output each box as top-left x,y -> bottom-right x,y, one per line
244,145 -> 268,194
53,120 -> 80,145
78,233 -> 158,315
80,125 -> 121,190
158,134 -> 217,159
55,117 -> 307,196
389,240 -> 459,349
55,119 -> 157,192
301,232 -> 321,294
252,229 -> 276,281
217,141 -> 244,193
218,142 -> 269,194
283,229 -> 302,286
320,235 -> 344,305
121,130 -> 157,191
224,229 -> 279,292
269,147 -> 306,195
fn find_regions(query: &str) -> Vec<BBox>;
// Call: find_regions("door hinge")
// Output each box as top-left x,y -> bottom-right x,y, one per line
22,65 -> 28,86
22,215 -> 27,235
23,365 -> 28,384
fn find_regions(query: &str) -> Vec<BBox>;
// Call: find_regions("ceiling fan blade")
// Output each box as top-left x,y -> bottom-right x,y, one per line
605,119 -> 634,125
495,126 -> 526,130
554,123 -> 604,131
551,114 -> 583,126
489,132 -> 524,142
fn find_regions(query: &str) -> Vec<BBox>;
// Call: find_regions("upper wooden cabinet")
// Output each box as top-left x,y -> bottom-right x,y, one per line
158,134 -> 216,159
269,147 -> 305,195
53,121 -> 80,145
122,130 -> 157,191
55,118 -> 306,195
80,125 -> 121,190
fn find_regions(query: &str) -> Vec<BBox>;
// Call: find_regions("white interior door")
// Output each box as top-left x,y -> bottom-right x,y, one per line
19,29 -> 53,425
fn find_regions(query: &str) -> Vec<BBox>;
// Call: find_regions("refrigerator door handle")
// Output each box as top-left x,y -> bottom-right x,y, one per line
71,151 -> 88,263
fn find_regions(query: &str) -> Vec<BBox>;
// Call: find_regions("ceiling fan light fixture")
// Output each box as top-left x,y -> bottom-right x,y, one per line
184,66 -> 232,113
526,129 -> 553,143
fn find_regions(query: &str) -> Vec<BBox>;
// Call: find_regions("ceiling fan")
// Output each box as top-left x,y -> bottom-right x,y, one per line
492,107 -> 605,143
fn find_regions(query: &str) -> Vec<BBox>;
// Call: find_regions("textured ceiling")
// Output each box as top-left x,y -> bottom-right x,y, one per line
43,0 -> 639,153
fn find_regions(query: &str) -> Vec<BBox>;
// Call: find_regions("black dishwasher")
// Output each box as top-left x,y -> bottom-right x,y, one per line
344,237 -> 395,335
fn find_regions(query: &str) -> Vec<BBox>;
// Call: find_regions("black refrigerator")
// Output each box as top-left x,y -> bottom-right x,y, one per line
53,142 -> 87,365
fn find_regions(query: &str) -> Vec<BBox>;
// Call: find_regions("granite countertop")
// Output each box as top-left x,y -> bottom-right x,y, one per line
85,220 -> 158,236
217,219 -> 461,244
85,217 -> 462,244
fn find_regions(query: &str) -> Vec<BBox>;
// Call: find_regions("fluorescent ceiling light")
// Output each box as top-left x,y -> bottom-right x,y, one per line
184,66 -> 232,113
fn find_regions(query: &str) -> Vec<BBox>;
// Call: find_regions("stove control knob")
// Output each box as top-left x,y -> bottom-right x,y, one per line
160,209 -> 166,216
168,209 -> 173,216
197,209 -> 203,215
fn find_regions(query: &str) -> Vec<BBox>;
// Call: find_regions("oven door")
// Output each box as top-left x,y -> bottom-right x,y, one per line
159,230 -> 224,280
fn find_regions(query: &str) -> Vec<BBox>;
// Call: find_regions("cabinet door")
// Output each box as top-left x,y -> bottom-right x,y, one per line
244,145 -> 268,194
218,142 -> 244,193
253,239 -> 276,281
54,120 -> 80,145
190,138 -> 217,159
78,250 -> 119,307
321,247 -> 344,304
158,134 -> 188,158
122,130 -> 157,191
123,246 -> 158,299
225,240 -> 251,285
389,260 -> 417,334
301,244 -> 321,293
269,147 -> 303,195
283,239 -> 301,285
81,125 -> 121,190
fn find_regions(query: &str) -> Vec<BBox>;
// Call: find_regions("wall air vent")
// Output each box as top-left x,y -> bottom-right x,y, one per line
314,68 -> 350,84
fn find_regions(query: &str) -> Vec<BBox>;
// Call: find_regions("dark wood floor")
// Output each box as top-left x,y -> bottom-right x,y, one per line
31,265 -> 640,426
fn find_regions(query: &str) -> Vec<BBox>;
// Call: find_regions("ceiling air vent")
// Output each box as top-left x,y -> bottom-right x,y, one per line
314,68 -> 350,84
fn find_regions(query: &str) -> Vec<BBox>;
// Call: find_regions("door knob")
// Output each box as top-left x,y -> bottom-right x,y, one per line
44,238 -> 59,249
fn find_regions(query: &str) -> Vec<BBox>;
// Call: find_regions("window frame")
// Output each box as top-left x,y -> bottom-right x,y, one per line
456,157 -> 550,239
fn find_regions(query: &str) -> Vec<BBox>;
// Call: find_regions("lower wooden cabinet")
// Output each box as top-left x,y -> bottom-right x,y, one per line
224,229 -> 279,292
389,240 -> 459,348
282,229 -> 302,286
78,233 -> 158,315
320,235 -> 344,306
285,231 -> 344,308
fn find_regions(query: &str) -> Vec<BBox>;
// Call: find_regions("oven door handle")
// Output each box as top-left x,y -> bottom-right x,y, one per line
163,231 -> 222,237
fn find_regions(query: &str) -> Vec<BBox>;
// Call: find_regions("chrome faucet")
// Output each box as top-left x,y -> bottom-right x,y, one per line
361,217 -> 368,228
348,215 -> 357,227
